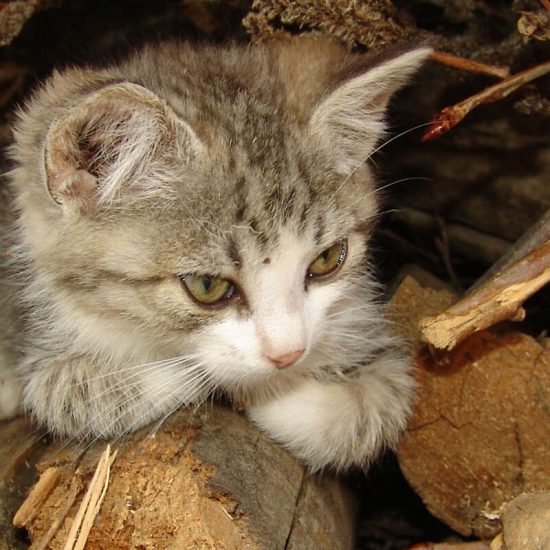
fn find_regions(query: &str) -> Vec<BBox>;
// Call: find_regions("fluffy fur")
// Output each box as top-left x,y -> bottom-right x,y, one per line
0,38 -> 429,471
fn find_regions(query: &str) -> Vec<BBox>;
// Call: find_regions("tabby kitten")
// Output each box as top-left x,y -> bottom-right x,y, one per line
0,38 -> 429,471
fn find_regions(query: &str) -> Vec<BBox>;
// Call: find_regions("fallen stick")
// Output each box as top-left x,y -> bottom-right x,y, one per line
422,59 -> 550,141
420,210 -> 550,350
430,51 -> 510,78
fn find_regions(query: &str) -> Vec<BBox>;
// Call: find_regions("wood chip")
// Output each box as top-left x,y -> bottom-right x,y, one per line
13,466 -> 60,527
62,444 -> 117,550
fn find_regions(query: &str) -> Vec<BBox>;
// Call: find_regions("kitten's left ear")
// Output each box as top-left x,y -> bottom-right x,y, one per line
44,81 -> 202,214
309,47 -> 431,174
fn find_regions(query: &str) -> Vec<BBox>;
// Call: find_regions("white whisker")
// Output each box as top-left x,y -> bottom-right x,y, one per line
330,121 -> 434,202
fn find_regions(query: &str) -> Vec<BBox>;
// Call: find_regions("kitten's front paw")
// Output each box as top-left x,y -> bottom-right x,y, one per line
248,356 -> 414,471
0,371 -> 22,420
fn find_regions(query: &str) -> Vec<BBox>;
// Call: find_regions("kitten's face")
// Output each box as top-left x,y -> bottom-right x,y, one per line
51,129 -> 378,401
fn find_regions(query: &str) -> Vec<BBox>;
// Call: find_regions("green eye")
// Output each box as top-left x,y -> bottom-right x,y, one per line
307,240 -> 348,280
182,275 -> 236,305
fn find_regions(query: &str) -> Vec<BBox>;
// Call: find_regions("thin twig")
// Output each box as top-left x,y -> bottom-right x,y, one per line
422,60 -> 550,141
431,51 -> 510,78
434,214 -> 462,292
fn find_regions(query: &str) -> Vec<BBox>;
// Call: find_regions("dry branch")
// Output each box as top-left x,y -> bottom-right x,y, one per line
420,210 -> 550,350
422,60 -> 550,141
430,51 -> 510,78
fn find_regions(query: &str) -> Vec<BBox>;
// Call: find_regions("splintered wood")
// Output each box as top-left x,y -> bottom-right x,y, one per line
420,209 -> 550,350
5,406 -> 355,550
61,445 -> 117,550
391,272 -> 550,538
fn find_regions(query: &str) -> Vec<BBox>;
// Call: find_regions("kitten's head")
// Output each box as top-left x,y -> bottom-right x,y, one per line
12,38 -> 429,415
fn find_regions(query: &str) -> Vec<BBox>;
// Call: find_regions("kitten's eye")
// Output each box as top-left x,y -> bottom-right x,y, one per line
182,275 -> 236,306
307,240 -> 348,280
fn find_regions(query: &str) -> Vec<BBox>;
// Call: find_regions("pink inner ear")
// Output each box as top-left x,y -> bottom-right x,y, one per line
56,169 -> 98,209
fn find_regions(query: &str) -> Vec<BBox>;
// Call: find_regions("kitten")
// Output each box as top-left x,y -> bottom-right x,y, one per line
0,37 -> 429,471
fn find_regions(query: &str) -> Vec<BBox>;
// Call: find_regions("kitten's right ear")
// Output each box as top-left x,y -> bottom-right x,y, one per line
44,81 -> 202,214
308,47 -> 431,175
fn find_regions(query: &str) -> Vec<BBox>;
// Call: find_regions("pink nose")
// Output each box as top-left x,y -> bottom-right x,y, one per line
267,349 -> 305,369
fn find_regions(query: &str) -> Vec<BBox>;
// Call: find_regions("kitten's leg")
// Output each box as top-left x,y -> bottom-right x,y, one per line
247,352 -> 414,471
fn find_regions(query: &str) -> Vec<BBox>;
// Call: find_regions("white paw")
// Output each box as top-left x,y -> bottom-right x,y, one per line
0,373 -> 22,420
248,355 -> 414,471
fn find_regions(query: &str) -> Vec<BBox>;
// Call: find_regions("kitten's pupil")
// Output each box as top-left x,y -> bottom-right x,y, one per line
202,277 -> 213,292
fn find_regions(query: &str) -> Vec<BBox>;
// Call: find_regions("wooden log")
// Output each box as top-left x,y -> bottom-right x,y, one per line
4,405 -> 356,549
391,272 -> 550,539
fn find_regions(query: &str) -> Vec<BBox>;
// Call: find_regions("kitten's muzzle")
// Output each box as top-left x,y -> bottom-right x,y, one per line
266,349 -> 305,369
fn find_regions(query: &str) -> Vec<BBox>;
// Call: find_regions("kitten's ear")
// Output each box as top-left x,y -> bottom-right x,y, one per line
44,81 -> 202,213
309,47 -> 431,174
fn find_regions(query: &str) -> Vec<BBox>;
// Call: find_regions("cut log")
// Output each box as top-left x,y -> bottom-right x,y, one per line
391,272 -> 550,538
493,492 -> 550,550
4,406 -> 356,549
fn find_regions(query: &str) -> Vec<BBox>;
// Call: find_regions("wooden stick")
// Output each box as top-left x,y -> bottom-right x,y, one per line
471,208 -> 550,291
420,210 -> 550,350
540,0 -> 550,12
422,60 -> 550,141
490,534 -> 504,550
430,51 -> 510,78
